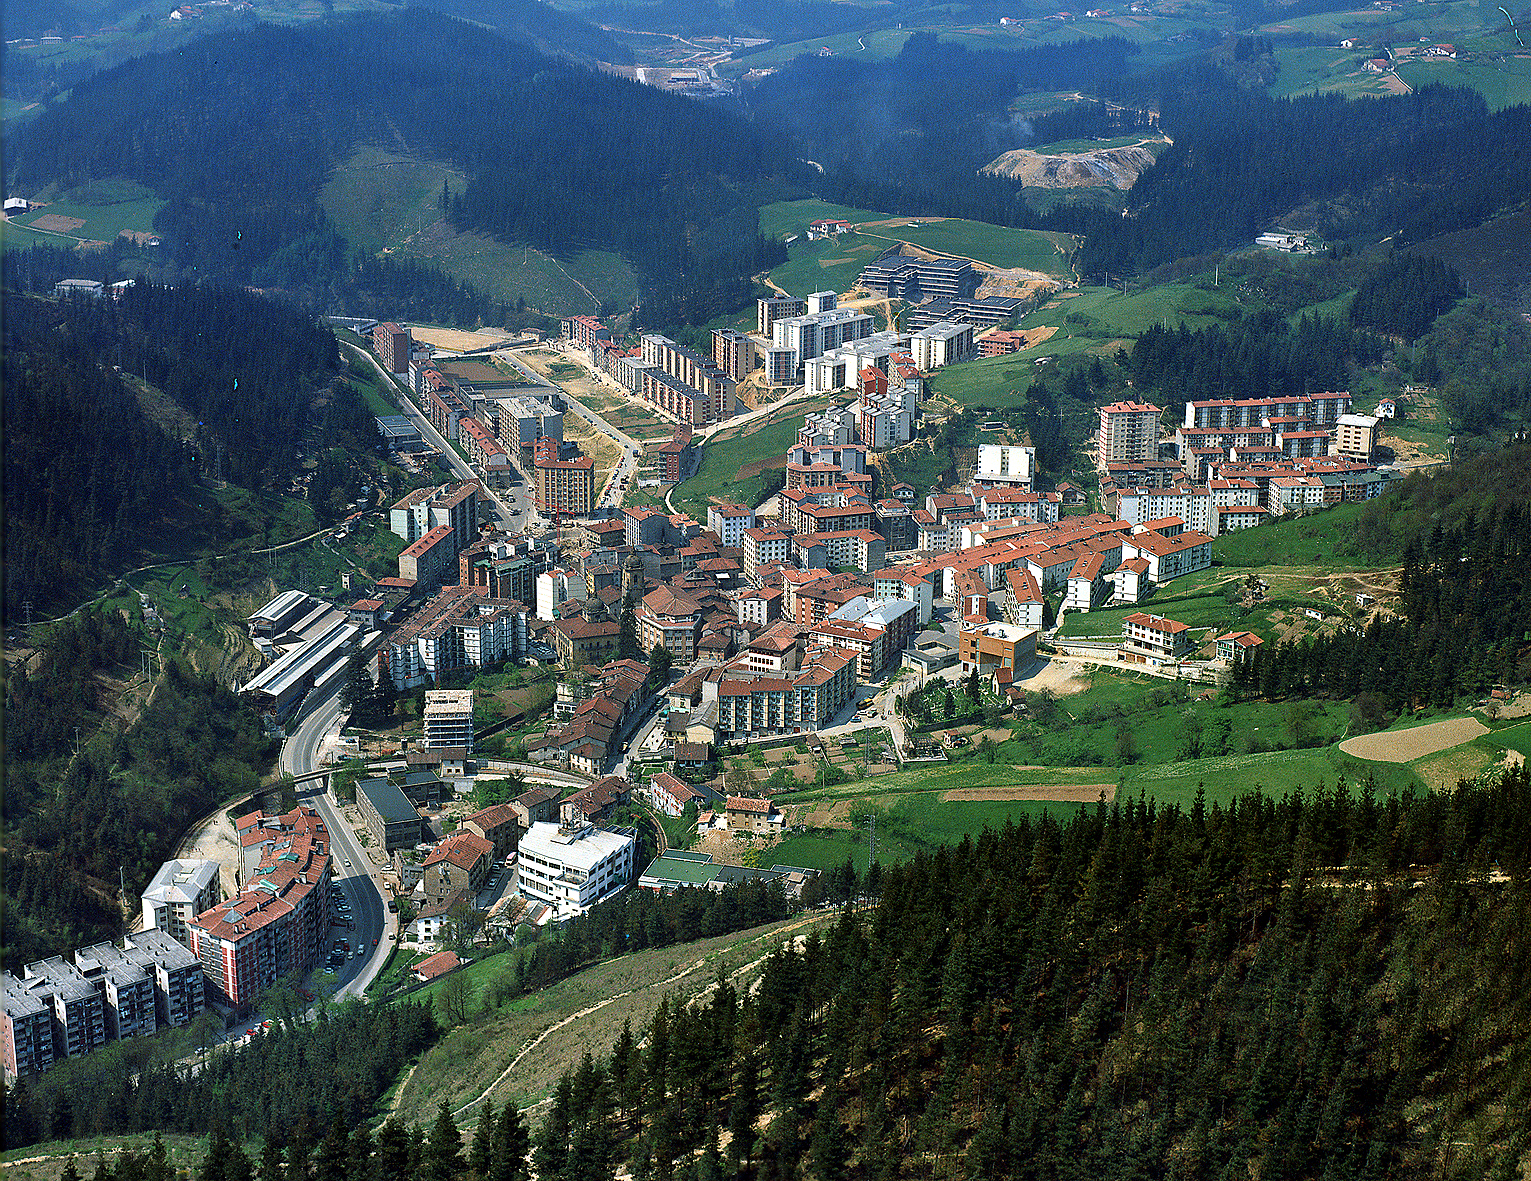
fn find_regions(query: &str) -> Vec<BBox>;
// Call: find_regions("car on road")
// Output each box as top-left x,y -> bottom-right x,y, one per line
343,858 -> 352,869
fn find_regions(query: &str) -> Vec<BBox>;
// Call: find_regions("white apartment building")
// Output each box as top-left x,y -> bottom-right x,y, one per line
707,503 -> 756,547
742,527 -> 793,581
423,689 -> 475,753
911,321 -> 975,371
536,567 -> 576,621
141,859 -> 223,948
975,444 -> 1036,489
517,822 -> 636,919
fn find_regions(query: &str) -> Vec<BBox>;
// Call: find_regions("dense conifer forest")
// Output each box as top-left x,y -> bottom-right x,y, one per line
8,10 -> 801,324
1236,471 -> 1531,703
1,285 -> 340,614
1,610 -> 279,968
9,771 -> 1528,1178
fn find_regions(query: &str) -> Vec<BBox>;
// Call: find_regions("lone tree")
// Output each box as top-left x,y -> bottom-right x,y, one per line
648,641 -> 673,685
617,602 -> 641,662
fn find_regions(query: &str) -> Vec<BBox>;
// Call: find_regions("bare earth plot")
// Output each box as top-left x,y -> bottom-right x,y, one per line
1340,717 -> 1488,763
32,214 -> 86,233
410,326 -> 517,352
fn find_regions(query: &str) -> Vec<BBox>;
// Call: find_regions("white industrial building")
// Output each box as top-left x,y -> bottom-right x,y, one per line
516,822 -> 637,919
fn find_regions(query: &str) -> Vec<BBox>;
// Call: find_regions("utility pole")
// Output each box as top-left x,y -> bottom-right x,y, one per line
867,811 -> 876,866
23,601 -> 33,628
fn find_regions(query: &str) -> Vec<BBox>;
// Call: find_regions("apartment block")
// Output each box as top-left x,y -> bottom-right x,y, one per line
535,437 -> 595,517
517,822 -> 637,919
757,295 -> 807,337
390,481 -> 480,549
141,858 -> 222,948
1098,401 -> 1163,465
711,328 -> 758,382
189,806 -> 332,1011
423,688 -> 475,753
373,322 -> 412,375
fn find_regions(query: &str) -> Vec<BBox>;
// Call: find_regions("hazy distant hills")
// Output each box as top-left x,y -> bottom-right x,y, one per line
9,8 -> 796,319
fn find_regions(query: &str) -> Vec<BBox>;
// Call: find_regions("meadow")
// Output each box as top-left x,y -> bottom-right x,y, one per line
860,219 -> 1078,276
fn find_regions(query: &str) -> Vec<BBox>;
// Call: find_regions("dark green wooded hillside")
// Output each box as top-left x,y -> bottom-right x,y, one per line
9,10 -> 797,322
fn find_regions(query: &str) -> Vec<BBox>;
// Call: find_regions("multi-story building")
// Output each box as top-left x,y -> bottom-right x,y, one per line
1098,401 -> 1162,465
492,395 -> 563,450
384,586 -> 528,689
712,328 -> 758,382
390,482 -> 480,549
561,314 -> 611,351
795,529 -> 886,575
72,943 -> 157,1041
517,822 -> 637,919
373,322 -> 412,375
958,620 -> 1038,678
189,807 -> 332,1011
1121,612 -> 1193,663
121,929 -> 205,1030
641,335 -> 736,423
423,689 -> 475,753
398,524 -> 458,591
911,321 -> 975,370
707,503 -> 756,547
1334,414 -> 1380,461
1119,529 -> 1214,584
458,416 -> 514,481
975,444 -> 1036,489
23,957 -> 107,1063
706,643 -> 858,739
420,831 -> 495,907
140,858 -> 222,948
357,777 -> 423,851
551,611 -> 622,668
638,586 -> 704,662
463,803 -> 520,860
858,254 -> 978,301
742,527 -> 793,582
758,295 -> 807,337
459,538 -> 540,605
764,345 -> 799,386
535,437 -> 595,517
3,970 -> 58,1078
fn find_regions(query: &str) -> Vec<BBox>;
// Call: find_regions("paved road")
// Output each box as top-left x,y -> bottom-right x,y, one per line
280,686 -> 395,999
342,342 -> 525,533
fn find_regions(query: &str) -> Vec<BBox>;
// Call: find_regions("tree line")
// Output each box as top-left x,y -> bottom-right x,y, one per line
1234,487 -> 1531,708
4,1000 -> 439,1151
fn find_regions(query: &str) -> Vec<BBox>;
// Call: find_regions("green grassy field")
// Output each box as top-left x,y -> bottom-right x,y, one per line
1484,720 -> 1531,757
1211,500 -> 1381,568
1121,745 -> 1422,806
673,395 -> 831,518
1029,133 -> 1169,154
1269,46 -> 1392,100
757,199 -> 886,240
11,179 -> 163,244
1394,56 -> 1531,110
860,219 -> 1078,276
769,235 -> 887,299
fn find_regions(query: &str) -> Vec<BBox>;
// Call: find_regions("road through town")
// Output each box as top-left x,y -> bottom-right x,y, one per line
281,686 -> 395,999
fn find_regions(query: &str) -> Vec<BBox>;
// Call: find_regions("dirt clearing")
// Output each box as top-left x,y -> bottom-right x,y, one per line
1018,657 -> 1090,696
410,326 -> 516,352
943,784 -> 1114,803
32,214 -> 86,233
1340,717 -> 1488,763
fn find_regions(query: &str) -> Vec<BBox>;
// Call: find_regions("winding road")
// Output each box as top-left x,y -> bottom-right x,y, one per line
280,685 -> 395,998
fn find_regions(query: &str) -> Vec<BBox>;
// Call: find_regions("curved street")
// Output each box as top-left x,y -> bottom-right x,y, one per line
280,686 -> 395,999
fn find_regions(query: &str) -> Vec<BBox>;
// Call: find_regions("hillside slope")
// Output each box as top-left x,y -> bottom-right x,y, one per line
9,10 -> 796,321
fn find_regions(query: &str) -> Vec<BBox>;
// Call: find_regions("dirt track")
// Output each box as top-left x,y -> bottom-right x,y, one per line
944,784 -> 1114,803
1340,717 -> 1488,763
